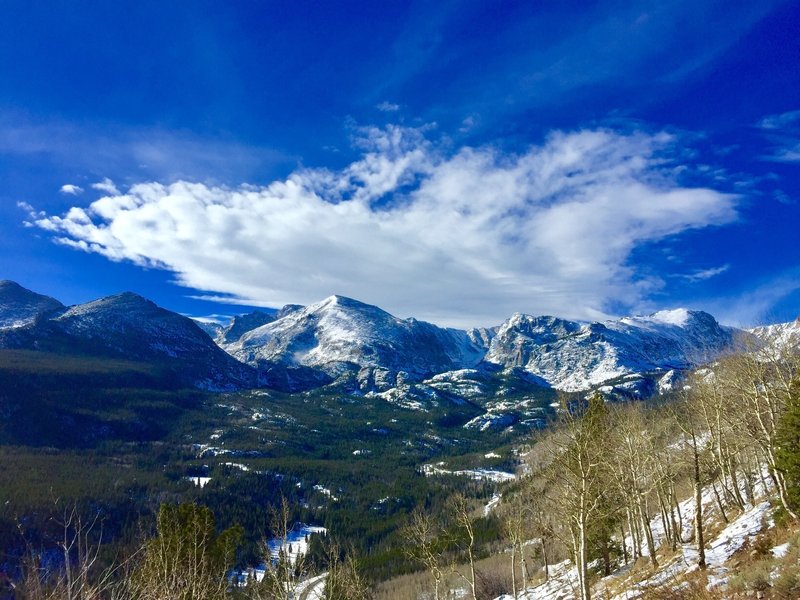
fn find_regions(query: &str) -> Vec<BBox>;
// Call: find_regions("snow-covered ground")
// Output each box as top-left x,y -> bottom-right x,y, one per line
497,479 -> 778,600
268,523 -> 327,566
294,572 -> 327,600
421,462 -> 516,482
186,475 -> 212,488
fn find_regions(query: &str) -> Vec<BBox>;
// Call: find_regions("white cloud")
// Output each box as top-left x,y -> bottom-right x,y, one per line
91,178 -> 120,195
376,101 -> 400,112
680,264 -> 730,282
30,126 -> 738,327
758,109 -> 800,130
59,184 -> 84,195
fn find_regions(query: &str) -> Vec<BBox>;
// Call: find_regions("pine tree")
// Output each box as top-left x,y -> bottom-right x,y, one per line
775,374 -> 800,513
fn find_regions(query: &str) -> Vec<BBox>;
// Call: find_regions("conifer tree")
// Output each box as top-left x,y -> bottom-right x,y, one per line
775,374 -> 800,513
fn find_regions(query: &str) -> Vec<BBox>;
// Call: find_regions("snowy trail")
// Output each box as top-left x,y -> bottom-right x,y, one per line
295,572 -> 327,600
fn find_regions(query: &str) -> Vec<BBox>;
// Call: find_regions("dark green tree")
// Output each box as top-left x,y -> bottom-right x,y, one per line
775,374 -> 800,514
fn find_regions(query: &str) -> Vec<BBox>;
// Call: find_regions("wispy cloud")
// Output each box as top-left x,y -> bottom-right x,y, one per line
680,264 -> 730,282
27,125 -> 738,327
376,101 -> 400,112
59,184 -> 83,195
757,109 -> 800,163
703,268 -> 800,327
90,178 -> 119,195
0,113 -> 293,183
758,110 -> 800,130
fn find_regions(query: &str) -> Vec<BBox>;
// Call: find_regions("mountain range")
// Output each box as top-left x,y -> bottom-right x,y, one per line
1,279 -> 797,405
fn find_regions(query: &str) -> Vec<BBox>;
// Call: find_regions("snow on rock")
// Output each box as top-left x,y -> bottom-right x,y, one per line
464,412 -> 517,431
294,572 -> 328,600
484,493 -> 502,516
0,280 -> 63,329
750,318 -> 800,350
312,485 -> 339,501
657,369 -> 680,394
771,542 -> 791,559
485,309 -> 734,392
186,476 -> 212,488
222,295 -> 488,388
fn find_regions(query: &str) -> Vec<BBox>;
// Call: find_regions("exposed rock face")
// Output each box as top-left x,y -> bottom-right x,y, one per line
484,309 -> 735,391
221,295 -> 488,391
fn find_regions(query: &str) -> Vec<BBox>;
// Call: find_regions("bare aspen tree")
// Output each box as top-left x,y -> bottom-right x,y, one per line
546,393 -> 610,600
324,541 -> 371,600
502,497 -> 526,598
691,366 -> 746,511
451,493 -> 477,600
673,392 -> 707,570
402,508 -> 448,600
721,344 -> 800,520
17,503 -> 123,600
607,403 -> 659,568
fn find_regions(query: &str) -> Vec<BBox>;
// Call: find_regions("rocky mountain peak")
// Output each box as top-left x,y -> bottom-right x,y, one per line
0,280 -> 64,328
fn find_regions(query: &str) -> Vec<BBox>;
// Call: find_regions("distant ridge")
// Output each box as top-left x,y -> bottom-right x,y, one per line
0,280 -> 793,400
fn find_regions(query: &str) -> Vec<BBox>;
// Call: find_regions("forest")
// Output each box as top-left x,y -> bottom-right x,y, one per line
1,339 -> 799,600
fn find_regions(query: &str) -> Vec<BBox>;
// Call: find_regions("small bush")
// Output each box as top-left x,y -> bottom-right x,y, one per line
474,568 -> 510,600
773,568 -> 800,599
641,579 -> 725,599
728,560 -> 773,593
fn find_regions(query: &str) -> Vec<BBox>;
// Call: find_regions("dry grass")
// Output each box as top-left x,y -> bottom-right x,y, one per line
372,550 -> 521,600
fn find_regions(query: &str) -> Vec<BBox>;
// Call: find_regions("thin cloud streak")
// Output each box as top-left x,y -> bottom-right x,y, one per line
701,268 -> 800,327
28,125 -> 739,328
0,114 -> 293,184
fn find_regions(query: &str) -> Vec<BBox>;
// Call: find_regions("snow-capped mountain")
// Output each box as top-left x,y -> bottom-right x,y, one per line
0,280 -> 63,329
2,280 -> 793,401
218,310 -> 276,344
484,308 -> 736,391
0,288 -> 255,390
219,300 -> 738,395
749,318 -> 800,350
222,295 -> 489,391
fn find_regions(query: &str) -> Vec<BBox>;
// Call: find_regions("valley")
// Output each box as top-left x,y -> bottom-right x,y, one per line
1,279 -> 798,599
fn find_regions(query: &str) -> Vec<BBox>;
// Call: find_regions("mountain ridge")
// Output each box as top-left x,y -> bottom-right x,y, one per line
0,286 -> 256,390
1,280 -> 795,400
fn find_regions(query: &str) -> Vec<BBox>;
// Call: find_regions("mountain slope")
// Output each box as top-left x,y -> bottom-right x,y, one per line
484,308 -> 735,391
0,289 -> 256,390
749,317 -> 800,350
0,280 -> 765,398
222,295 -> 489,391
218,310 -> 276,344
0,280 -> 64,329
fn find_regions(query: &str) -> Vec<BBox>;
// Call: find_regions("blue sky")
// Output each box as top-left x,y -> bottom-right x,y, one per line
1,0 -> 798,328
